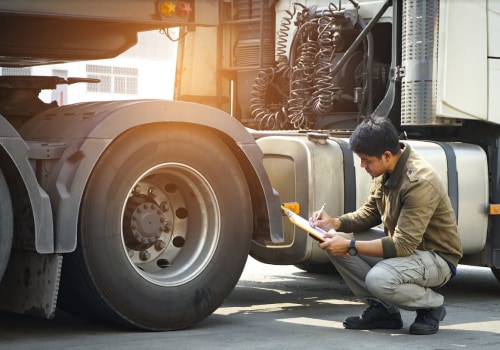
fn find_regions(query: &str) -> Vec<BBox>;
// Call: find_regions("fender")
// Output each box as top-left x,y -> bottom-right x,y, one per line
18,99 -> 283,253
0,115 -> 54,253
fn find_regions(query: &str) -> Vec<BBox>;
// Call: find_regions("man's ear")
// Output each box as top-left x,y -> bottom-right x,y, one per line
382,151 -> 392,162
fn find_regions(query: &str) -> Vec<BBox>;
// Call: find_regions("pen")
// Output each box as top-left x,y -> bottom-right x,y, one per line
315,203 -> 326,222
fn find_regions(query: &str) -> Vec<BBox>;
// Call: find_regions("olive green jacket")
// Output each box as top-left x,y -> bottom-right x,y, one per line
338,144 -> 463,267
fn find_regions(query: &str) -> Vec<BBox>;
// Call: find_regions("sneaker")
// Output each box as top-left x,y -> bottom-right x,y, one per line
343,301 -> 403,330
409,305 -> 446,335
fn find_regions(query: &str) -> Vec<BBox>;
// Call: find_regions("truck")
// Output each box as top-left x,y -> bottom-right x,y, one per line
0,0 -> 498,331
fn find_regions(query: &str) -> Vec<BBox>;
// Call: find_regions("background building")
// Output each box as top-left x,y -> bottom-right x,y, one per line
1,29 -> 178,105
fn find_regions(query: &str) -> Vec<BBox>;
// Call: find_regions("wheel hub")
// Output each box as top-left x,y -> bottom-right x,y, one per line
120,162 -> 221,287
124,195 -> 164,250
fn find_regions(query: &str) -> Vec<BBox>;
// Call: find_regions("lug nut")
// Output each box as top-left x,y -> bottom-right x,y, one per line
139,250 -> 151,261
148,187 -> 157,197
164,221 -> 172,233
154,240 -> 166,251
160,201 -> 169,212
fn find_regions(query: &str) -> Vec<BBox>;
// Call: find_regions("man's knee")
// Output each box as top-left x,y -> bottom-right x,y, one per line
365,264 -> 396,299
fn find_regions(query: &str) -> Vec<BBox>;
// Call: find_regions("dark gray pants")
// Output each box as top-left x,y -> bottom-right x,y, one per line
328,229 -> 452,313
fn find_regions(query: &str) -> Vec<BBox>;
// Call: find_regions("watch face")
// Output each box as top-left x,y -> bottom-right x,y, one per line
348,247 -> 358,256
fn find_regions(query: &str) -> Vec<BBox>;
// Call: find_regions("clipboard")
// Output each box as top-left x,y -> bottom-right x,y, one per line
281,205 -> 329,242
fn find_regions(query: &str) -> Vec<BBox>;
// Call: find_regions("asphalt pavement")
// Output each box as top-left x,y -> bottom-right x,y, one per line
0,257 -> 499,349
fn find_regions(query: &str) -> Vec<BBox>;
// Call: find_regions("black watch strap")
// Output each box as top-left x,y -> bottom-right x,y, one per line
347,239 -> 358,256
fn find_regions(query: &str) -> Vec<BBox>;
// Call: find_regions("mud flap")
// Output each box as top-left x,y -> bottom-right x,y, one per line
0,250 -> 62,319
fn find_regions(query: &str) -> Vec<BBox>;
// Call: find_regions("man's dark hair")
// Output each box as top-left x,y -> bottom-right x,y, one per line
349,117 -> 400,157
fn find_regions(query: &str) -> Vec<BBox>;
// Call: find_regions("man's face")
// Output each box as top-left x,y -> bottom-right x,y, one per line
356,151 -> 392,178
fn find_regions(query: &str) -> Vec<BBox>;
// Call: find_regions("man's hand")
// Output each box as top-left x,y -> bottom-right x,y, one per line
319,232 -> 350,256
309,211 -> 341,231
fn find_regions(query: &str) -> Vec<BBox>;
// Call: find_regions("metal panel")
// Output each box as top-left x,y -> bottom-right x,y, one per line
488,59 -> 500,124
409,141 -> 488,254
488,0 -> 500,58
435,0 -> 488,122
251,135 -> 346,264
401,0 -> 488,125
400,0 -> 439,125
0,0 -> 217,25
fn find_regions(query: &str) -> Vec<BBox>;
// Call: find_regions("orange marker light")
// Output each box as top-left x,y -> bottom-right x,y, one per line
490,204 -> 500,215
159,1 -> 176,16
282,202 -> 300,215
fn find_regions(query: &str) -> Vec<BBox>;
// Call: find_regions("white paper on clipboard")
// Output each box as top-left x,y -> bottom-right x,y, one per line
281,206 -> 329,242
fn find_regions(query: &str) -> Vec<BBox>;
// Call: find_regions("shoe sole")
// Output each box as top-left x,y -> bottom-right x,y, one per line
409,307 -> 447,335
344,320 -> 403,330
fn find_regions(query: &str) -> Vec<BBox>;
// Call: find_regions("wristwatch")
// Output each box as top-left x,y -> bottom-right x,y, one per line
347,239 -> 358,257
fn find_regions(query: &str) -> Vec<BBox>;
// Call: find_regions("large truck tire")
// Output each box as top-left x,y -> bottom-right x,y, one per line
58,124 -> 253,330
0,168 -> 13,281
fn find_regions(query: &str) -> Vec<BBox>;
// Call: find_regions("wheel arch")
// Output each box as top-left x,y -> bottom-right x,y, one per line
19,100 -> 283,253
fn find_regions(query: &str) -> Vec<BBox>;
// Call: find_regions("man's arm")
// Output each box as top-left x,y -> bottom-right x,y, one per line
319,233 -> 384,257
311,193 -> 382,232
319,179 -> 441,258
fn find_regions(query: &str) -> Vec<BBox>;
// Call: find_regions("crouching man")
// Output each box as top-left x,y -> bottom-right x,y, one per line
311,117 -> 462,335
